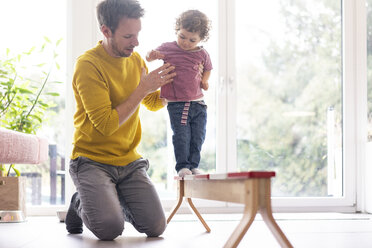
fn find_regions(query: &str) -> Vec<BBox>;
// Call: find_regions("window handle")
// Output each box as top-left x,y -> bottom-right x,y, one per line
219,76 -> 225,93
228,76 -> 234,91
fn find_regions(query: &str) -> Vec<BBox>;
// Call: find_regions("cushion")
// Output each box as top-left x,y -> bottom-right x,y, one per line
0,128 -> 48,164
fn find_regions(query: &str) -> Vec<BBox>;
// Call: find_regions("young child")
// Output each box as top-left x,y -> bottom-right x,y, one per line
146,10 -> 212,177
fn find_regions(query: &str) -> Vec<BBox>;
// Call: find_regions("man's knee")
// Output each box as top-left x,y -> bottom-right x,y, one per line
89,216 -> 124,240
145,216 -> 167,237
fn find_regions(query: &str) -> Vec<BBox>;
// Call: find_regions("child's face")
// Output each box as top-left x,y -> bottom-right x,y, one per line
176,28 -> 201,51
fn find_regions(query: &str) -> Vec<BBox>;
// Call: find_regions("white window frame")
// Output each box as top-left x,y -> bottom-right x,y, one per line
31,0 -> 366,216
222,0 -> 366,212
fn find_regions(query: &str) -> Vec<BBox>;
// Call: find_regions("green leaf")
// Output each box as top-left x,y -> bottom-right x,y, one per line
30,114 -> 42,123
37,102 -> 49,107
23,46 -> 36,55
45,92 -> 59,96
56,38 -> 63,46
44,36 -> 51,43
13,167 -> 21,177
18,88 -> 33,94
7,164 -> 20,176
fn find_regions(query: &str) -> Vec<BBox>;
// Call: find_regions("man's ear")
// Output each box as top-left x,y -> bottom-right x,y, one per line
101,25 -> 112,38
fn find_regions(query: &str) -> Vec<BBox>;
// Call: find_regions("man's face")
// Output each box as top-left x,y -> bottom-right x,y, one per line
110,17 -> 141,57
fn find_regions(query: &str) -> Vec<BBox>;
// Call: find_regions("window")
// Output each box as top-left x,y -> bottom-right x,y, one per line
228,0 -> 358,210
234,0 -> 343,197
0,0 -> 66,208
368,1 -> 372,139
66,0 -> 362,212
136,0 -> 218,199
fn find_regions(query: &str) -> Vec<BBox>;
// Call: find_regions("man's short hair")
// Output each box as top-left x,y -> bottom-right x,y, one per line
97,0 -> 144,33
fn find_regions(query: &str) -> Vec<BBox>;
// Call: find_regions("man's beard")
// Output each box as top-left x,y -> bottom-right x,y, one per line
111,39 -> 132,57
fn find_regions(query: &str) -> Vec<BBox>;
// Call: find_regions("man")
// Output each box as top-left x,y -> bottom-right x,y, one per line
65,0 -> 176,240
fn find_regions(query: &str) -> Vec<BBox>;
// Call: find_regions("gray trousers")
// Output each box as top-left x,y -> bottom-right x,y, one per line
69,156 -> 166,240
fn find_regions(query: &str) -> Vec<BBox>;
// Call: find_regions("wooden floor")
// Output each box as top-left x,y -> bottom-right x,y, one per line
1,213 -> 372,248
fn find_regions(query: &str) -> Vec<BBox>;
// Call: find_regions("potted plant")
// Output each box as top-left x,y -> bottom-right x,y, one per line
0,37 -> 62,220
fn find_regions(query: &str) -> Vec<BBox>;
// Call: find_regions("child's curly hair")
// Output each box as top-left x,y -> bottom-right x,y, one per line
175,10 -> 211,42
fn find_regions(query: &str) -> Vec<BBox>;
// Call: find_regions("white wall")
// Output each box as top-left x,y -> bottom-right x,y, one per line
65,0 -> 102,202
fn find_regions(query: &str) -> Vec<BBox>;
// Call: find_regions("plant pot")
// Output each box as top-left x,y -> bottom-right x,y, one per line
0,176 -> 26,217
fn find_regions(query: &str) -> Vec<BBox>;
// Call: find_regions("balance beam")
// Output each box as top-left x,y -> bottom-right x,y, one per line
167,171 -> 293,248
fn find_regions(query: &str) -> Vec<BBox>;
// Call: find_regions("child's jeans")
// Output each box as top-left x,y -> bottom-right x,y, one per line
167,101 -> 207,172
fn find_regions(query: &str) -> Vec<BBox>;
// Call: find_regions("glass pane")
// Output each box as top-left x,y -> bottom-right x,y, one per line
368,1 -> 372,140
235,0 -> 342,197
0,0 -> 66,205
137,1 -> 218,198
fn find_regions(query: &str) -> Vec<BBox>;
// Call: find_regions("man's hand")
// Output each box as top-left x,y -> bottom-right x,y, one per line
146,50 -> 165,62
115,63 -> 175,126
138,63 -> 176,95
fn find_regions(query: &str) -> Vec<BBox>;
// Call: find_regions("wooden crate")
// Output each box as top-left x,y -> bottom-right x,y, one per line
0,177 -> 26,215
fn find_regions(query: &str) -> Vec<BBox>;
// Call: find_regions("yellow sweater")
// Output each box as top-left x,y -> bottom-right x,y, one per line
71,42 -> 164,166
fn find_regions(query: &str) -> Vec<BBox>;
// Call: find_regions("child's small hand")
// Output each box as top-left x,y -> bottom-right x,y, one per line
201,81 -> 209,90
146,50 -> 165,62
198,63 -> 204,77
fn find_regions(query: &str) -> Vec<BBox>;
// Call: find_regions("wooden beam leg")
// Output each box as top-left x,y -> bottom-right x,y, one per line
258,179 -> 293,248
223,204 -> 258,248
167,180 -> 184,224
167,196 -> 183,224
260,210 -> 293,248
186,197 -> 211,232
